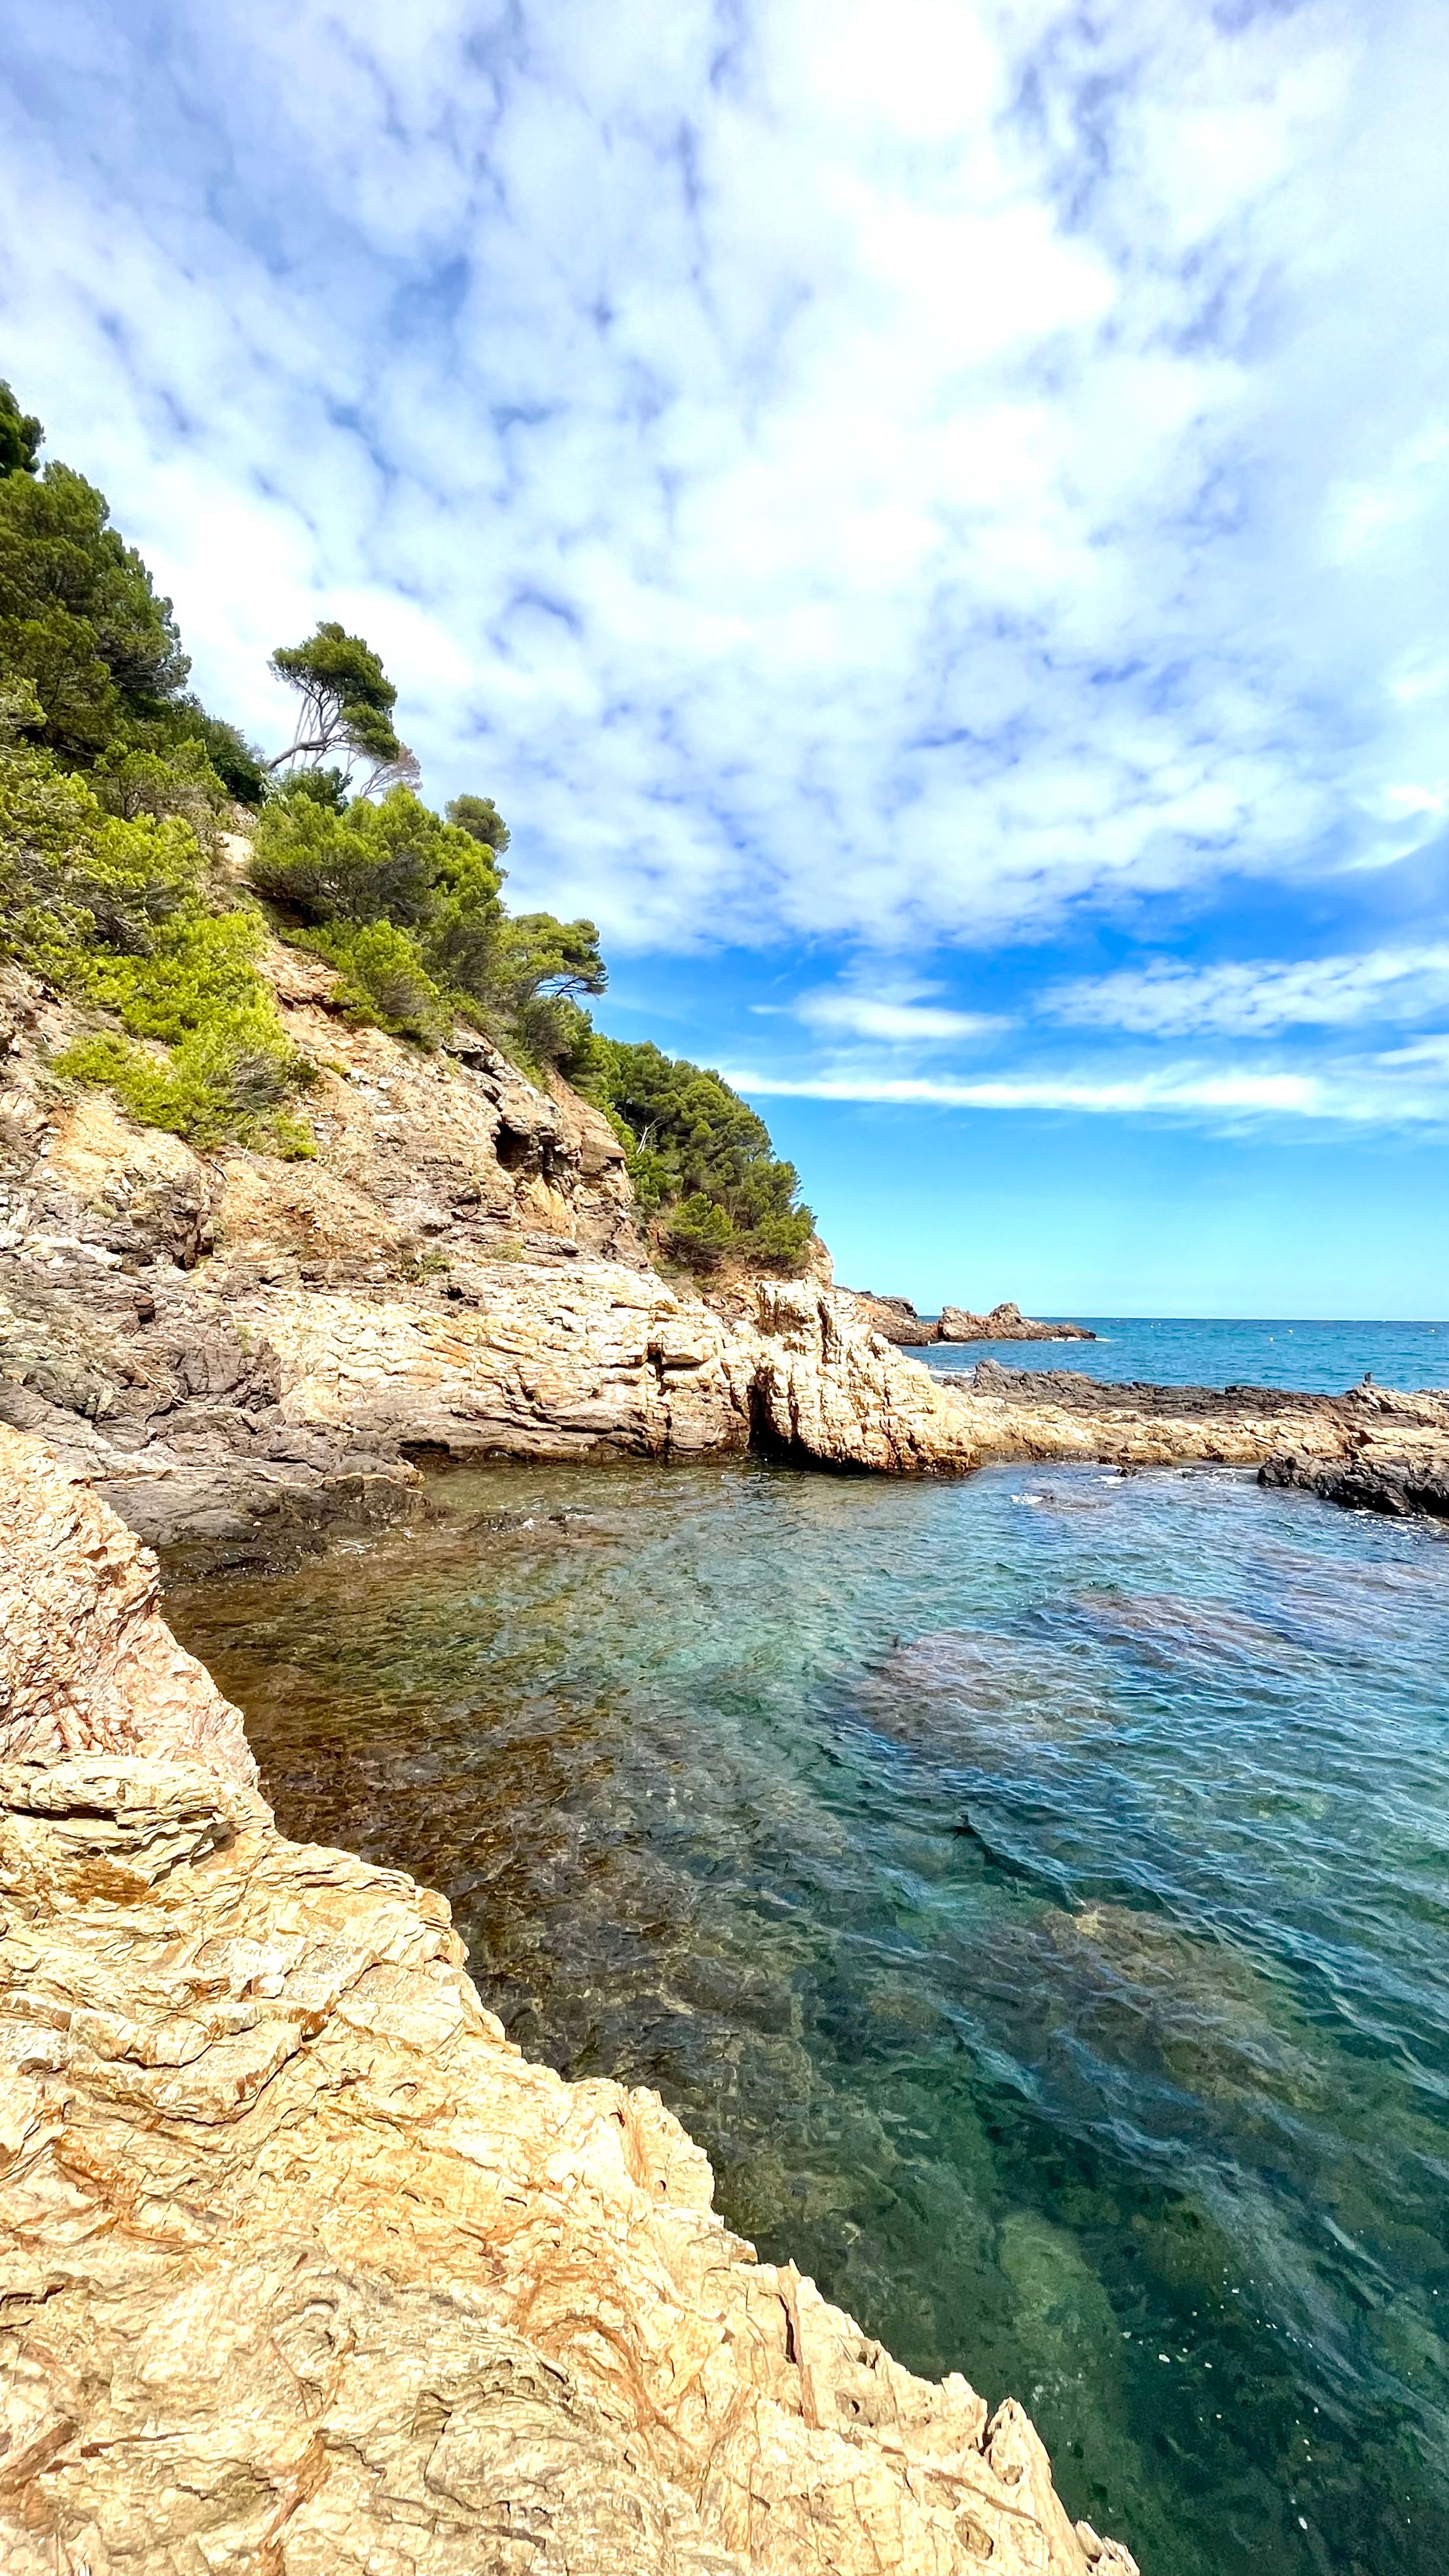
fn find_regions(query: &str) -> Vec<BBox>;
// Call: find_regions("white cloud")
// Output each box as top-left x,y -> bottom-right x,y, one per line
3,0 -> 1449,956
1327,427 -> 1449,564
1046,947 -> 1449,1038
793,984 -> 1003,1045
724,1057 -> 1449,1126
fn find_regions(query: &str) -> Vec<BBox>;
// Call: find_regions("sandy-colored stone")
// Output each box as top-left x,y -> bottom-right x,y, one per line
0,1425 -> 257,1785
0,1433 -> 1139,2575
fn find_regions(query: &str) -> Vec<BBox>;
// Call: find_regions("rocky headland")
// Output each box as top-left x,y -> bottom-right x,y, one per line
840,1295 -> 1096,1348
5,945 -> 1448,2571
938,1302 -> 1096,1346
0,1422 -> 1139,2575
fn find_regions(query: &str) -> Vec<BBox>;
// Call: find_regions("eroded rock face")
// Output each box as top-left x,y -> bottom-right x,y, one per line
0,1432 -> 1138,2576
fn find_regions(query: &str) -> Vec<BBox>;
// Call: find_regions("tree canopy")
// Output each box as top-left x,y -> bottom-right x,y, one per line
0,464 -> 190,759
0,380 -> 43,480
589,1040 -> 814,1271
268,621 -> 414,794
247,782 -> 604,1056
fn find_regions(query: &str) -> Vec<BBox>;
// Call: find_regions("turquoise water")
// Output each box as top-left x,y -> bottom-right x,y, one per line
918,1316 -> 1449,1392
166,1456 -> 1449,2576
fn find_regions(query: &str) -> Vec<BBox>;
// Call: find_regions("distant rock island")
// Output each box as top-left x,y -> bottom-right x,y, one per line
844,1292 -> 1096,1347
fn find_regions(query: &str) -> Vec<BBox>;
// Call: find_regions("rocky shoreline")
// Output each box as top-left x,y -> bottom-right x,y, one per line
0,1423 -> 1137,2575
963,1359 -> 1449,1522
6,950 -> 1446,1553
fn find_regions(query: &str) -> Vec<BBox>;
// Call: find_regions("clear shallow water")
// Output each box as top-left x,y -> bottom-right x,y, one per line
916,1316 -> 1449,1392
166,1459 -> 1449,2576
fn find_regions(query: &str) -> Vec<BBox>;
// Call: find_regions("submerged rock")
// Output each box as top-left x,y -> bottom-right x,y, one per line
0,1422 -> 1139,2575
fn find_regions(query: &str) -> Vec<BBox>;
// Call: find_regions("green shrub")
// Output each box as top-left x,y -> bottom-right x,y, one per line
54,1007 -> 306,1151
1,736 -> 309,1149
250,785 -> 480,932
248,787 -> 605,1069
312,917 -> 447,1043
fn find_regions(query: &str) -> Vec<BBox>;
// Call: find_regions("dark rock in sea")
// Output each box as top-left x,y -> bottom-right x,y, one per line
1259,1450 -> 1449,1522
967,1361 -> 1331,1418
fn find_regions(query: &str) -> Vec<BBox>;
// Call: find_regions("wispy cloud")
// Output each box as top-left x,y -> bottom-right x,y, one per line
3,0 -> 1449,963
792,982 -> 1004,1045
724,1054 -> 1449,1127
1046,946 -> 1449,1037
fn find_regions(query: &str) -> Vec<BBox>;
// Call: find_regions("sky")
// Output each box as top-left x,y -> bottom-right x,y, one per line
3,0 -> 1448,1314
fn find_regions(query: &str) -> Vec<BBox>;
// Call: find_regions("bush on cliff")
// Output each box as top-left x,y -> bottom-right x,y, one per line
0,726 -> 308,1151
586,1039 -> 814,1272
247,783 -> 605,1065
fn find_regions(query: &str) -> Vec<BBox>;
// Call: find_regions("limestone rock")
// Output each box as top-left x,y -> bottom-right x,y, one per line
0,1432 -> 1139,2576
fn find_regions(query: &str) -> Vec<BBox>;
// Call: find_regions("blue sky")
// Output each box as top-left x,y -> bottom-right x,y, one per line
3,0 -> 1448,1314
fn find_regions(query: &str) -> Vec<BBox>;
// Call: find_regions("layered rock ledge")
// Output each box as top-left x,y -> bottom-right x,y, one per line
0,1423 -> 1137,2575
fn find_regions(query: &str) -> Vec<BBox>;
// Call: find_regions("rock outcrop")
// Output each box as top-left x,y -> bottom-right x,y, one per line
0,1423 -> 1137,2576
838,1297 -> 1096,1349
0,1430 -> 257,1785
838,1289 -> 937,1345
949,1359 -> 1449,1516
938,1303 -> 1094,1344
0,961 -> 981,1554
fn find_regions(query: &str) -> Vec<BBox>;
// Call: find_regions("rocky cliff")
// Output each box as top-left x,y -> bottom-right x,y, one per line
0,954 -> 984,1558
0,1423 -> 1138,2576
5,951 -> 1447,1542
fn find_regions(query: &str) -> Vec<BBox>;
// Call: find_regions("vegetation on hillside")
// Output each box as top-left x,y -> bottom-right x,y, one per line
0,377 -> 813,1267
588,1041 -> 814,1271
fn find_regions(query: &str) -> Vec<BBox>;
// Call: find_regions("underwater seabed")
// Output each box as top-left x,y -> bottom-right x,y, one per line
165,1455 -> 1449,2576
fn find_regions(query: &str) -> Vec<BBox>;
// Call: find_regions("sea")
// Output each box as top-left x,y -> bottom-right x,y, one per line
914,1315 -> 1449,1394
164,1317 -> 1449,2576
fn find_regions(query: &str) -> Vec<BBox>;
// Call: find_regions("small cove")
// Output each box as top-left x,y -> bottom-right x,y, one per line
165,1455 -> 1449,2576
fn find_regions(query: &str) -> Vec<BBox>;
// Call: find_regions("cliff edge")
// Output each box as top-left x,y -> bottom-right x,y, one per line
0,1422 -> 1138,2575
